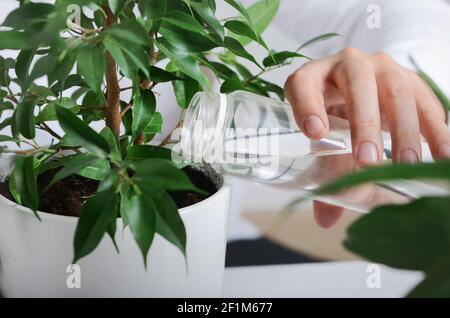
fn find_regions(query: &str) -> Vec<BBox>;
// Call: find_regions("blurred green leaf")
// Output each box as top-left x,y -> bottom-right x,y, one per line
77,44 -> 105,93
314,161 -> 450,196
297,33 -> 342,51
0,31 -> 32,50
225,20 -> 267,49
108,0 -> 127,14
417,69 -> 450,112
344,197 -> 450,272
407,255 -> 450,298
230,0 -> 280,47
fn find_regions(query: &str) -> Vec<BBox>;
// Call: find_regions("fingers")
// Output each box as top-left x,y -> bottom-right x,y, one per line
374,55 -> 422,163
284,60 -> 332,140
411,73 -> 450,159
332,49 -> 383,166
313,201 -> 344,229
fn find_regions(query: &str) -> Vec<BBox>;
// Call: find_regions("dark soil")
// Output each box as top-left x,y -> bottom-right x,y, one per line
0,166 -> 217,217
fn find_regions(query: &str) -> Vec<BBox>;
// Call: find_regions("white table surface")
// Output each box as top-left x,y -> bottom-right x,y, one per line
222,261 -> 423,298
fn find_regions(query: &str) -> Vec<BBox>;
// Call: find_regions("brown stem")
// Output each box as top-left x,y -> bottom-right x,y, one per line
39,122 -> 62,140
120,101 -> 133,118
104,6 -> 121,140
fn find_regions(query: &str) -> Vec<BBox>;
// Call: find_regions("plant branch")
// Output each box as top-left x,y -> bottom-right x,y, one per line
103,6 -> 121,141
39,122 -> 62,140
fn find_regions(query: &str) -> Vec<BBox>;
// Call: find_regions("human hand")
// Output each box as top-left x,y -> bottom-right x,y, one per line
284,48 -> 450,227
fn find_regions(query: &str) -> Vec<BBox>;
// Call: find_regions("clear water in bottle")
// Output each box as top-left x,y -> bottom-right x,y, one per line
172,91 -> 448,213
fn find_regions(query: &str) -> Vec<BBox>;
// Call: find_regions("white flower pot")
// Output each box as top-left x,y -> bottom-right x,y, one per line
0,163 -> 231,298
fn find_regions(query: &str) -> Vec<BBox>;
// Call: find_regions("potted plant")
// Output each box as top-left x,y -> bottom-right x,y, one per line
0,0 -> 299,297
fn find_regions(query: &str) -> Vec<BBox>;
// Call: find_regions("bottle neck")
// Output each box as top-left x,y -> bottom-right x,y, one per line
179,92 -> 228,163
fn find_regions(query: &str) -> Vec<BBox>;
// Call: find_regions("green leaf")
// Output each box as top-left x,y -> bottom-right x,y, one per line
132,89 -> 156,142
143,111 -> 163,134
190,1 -> 224,41
153,190 -> 186,256
224,0 -> 252,24
55,106 -> 110,158
12,97 -> 36,139
407,255 -> 450,298
126,145 -> 172,160
344,197 -> 450,272
156,38 -> 210,90
230,0 -> 280,47
12,156 -> 39,216
119,182 -> 131,228
297,33 -> 342,51
417,70 -> 450,112
107,20 -> 150,47
0,135 -> 17,142
108,0 -> 127,14
125,193 -> 157,267
73,189 -> 119,263
48,153 -> 99,188
140,0 -> 168,31
77,159 -> 110,181
159,11 -> 217,52
131,159 -> 206,193
77,44 -> 105,93
100,127 -> 121,162
172,75 -> 201,108
2,3 -> 54,29
0,31 -> 32,50
220,77 -> 248,94
263,51 -> 310,67
225,20 -> 267,49
209,62 -> 238,80
0,57 -> 11,87
314,160 -> 450,196
37,98 -> 79,122
23,54 -> 57,92
149,66 -> 179,83
15,50 -> 35,87
103,37 -> 137,80
223,36 -> 262,68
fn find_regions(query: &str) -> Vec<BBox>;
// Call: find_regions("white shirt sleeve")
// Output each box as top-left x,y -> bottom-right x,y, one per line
273,0 -> 450,97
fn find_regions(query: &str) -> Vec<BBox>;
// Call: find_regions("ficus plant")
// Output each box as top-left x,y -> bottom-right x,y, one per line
0,0 -> 336,266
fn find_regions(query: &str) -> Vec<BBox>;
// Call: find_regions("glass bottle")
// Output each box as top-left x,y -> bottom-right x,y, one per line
173,91 -> 447,213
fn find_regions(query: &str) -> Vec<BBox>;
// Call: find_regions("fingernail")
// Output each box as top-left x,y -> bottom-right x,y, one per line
304,115 -> 325,136
399,148 -> 419,164
439,144 -> 450,158
357,142 -> 379,164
